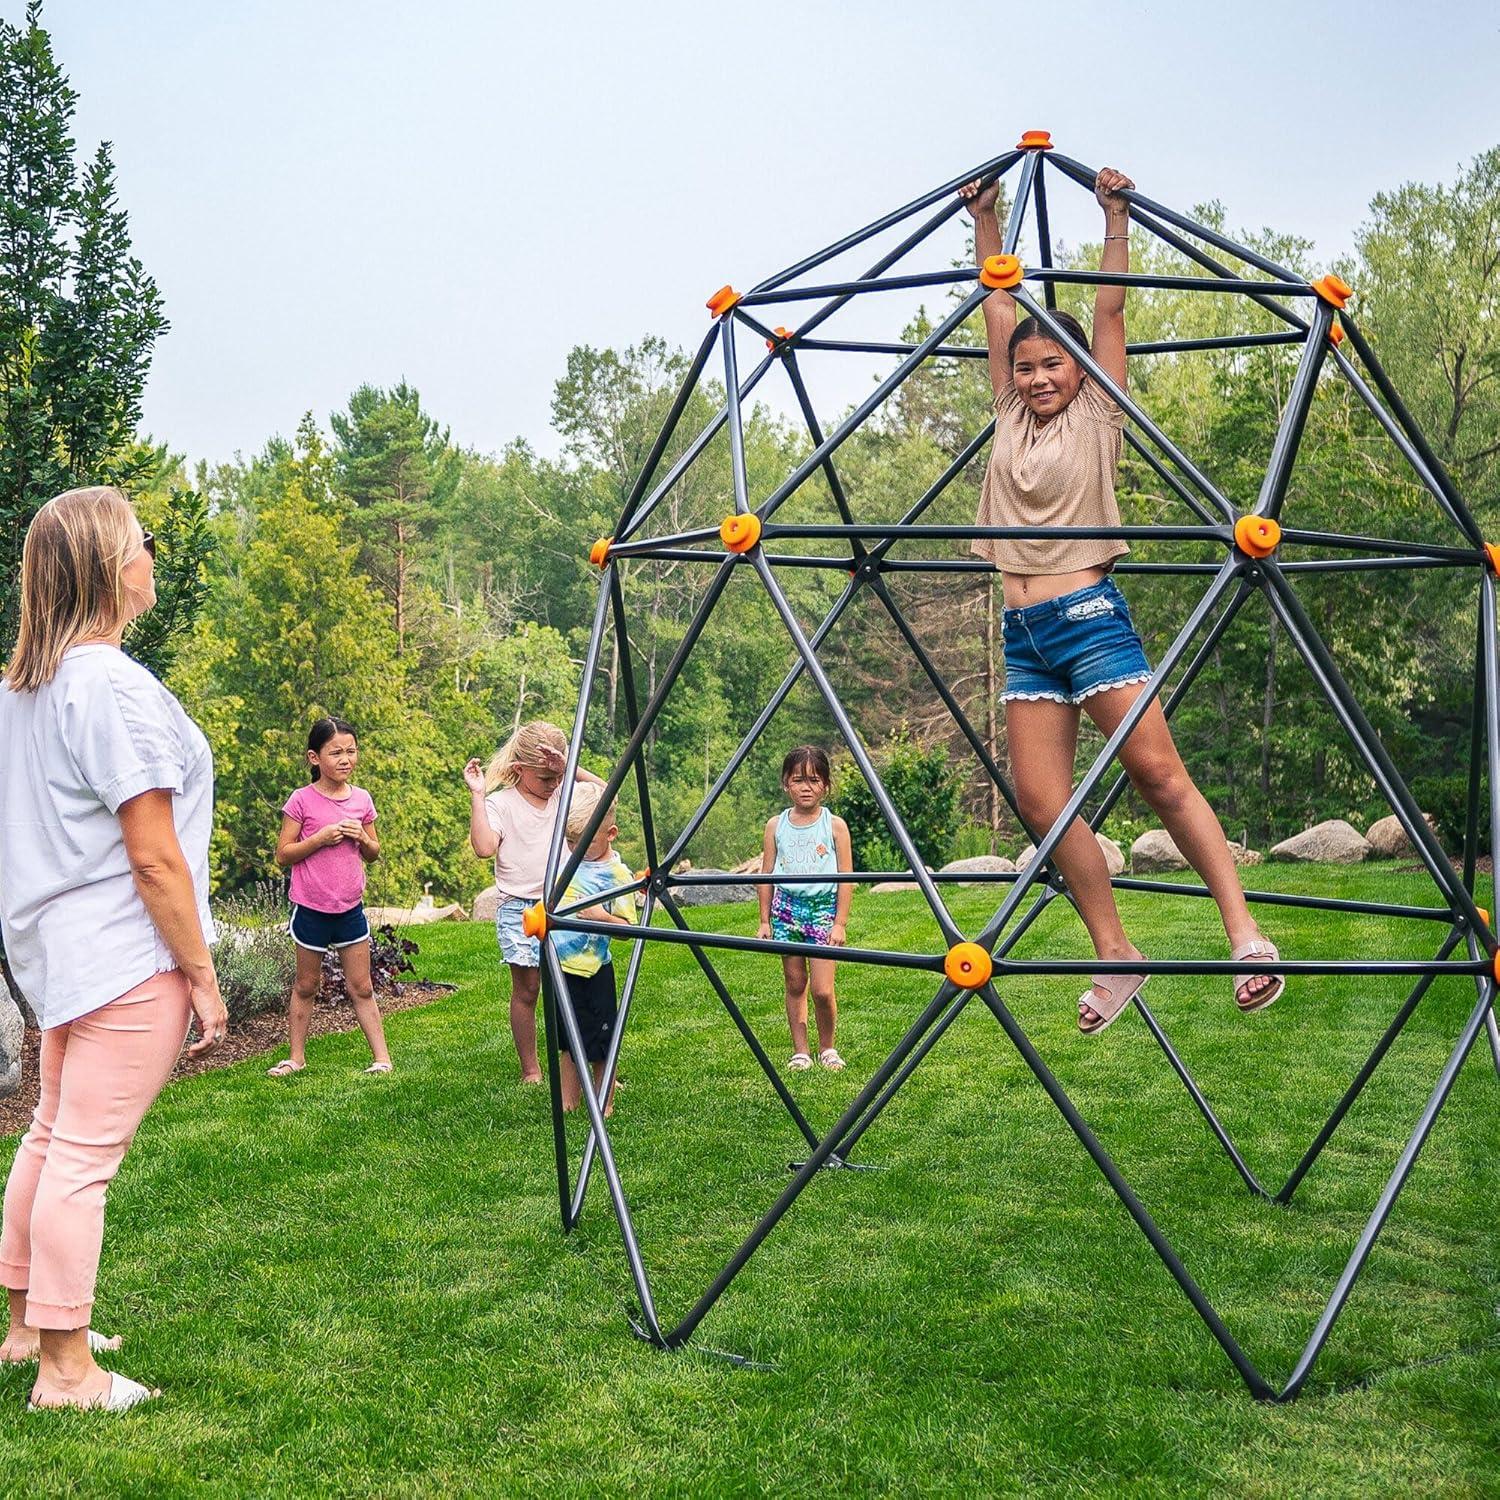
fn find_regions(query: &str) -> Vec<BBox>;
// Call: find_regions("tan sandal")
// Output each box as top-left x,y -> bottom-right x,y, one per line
1078,971 -> 1148,1036
1232,938 -> 1285,1013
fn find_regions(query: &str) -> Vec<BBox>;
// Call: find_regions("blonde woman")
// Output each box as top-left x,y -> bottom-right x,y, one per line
0,487 -> 224,1412
463,720 -> 603,1082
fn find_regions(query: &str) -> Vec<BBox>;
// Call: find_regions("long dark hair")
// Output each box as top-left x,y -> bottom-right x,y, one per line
1008,310 -> 1091,367
307,715 -> 357,782
781,745 -> 831,787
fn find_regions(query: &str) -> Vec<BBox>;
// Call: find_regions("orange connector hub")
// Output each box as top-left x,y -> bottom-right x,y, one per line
521,902 -> 548,940
766,325 -> 794,352
589,537 -> 612,567
1485,543 -> 1500,577
944,942 -> 993,989
1311,274 -> 1352,310
1016,130 -> 1053,151
979,253 -> 1024,290
1235,515 -> 1281,558
720,513 -> 762,553
1477,906 -> 1490,927
706,285 -> 742,318
1329,323 -> 1345,347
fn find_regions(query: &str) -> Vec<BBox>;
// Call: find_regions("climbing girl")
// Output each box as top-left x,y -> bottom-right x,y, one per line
959,164 -> 1283,1033
757,746 -> 854,1070
270,716 -> 390,1076
464,720 -> 605,1083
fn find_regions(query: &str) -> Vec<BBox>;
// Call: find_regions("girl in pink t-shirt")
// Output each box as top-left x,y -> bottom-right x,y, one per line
464,719 -> 604,1084
268,717 -> 391,1078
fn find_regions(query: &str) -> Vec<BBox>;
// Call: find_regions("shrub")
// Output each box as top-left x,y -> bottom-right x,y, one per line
833,729 -> 964,871
211,882 -> 297,1027
1411,773 -> 1484,856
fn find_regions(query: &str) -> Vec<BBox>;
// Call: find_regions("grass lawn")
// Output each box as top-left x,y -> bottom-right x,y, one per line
3,864 -> 1497,1496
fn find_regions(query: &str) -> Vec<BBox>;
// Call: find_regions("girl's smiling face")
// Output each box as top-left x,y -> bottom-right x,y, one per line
309,732 -> 358,784
1010,335 -> 1084,421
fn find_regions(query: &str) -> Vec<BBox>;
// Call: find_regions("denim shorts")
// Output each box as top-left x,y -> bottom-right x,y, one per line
1001,579 -> 1152,706
288,902 -> 370,953
496,896 -> 540,968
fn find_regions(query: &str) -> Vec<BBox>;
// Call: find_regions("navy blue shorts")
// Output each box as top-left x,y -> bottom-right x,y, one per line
1001,579 -> 1153,706
557,963 -> 618,1064
288,902 -> 370,953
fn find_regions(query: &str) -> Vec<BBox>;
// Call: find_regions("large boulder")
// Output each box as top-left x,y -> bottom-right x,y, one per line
1269,819 -> 1372,864
870,880 -> 922,894
1227,842 -> 1263,867
1131,829 -> 1189,874
669,871 -> 759,907
1365,812 -> 1440,859
1,969 -> 23,1099
471,887 -> 502,923
366,902 -> 467,926
1096,834 -> 1126,876
940,854 -> 1016,887
1015,843 -> 1037,872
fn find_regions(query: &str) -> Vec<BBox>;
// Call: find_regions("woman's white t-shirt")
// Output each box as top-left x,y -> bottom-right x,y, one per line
0,644 -> 215,1029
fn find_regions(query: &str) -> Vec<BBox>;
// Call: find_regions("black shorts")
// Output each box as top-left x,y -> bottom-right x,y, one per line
557,963 -> 618,1064
288,902 -> 370,953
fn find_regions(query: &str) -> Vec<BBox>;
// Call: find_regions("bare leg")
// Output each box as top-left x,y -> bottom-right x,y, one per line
1006,698 -> 1143,1025
560,1051 -> 582,1111
809,957 -> 838,1054
1086,685 -> 1273,1005
287,945 -> 321,1067
336,940 -> 391,1068
510,964 -> 542,1083
782,954 -> 810,1056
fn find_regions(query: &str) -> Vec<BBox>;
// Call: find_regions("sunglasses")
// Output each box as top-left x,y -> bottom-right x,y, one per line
140,530 -> 156,561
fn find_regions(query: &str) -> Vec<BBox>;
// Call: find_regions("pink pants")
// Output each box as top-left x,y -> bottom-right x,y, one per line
0,970 -> 190,1329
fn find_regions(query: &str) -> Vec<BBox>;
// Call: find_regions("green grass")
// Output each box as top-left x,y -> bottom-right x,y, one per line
4,865 -> 1498,1497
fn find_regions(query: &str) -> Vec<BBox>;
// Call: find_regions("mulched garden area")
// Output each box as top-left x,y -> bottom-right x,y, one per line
0,982 -> 454,1136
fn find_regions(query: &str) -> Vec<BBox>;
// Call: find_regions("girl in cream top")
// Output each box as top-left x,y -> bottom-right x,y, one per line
959,162 -> 1284,1033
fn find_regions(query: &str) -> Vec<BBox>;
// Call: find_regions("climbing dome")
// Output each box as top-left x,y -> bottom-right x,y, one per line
529,133 -> 1500,1401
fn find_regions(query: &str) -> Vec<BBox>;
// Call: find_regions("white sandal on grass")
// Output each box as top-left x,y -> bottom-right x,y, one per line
363,1062 -> 393,1074
265,1059 -> 305,1078
28,1371 -> 159,1413
787,1052 -> 813,1071
819,1048 -> 846,1071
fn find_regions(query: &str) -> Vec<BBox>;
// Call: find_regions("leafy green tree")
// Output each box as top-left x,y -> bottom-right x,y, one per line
0,2 -> 207,654
331,382 -> 459,653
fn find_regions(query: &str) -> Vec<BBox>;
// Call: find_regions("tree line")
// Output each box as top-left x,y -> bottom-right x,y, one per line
4,4 -> 1499,906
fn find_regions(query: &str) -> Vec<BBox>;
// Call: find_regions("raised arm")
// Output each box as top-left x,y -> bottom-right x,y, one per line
959,177 -> 1016,401
464,758 -> 500,859
1091,167 -> 1135,392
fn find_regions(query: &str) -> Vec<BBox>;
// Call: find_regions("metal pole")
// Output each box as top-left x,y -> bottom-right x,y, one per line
656,888 -> 822,1151
721,317 -> 752,518
541,953 -> 573,1230
543,941 -> 666,1341
749,150 -> 1021,296
1274,927 -> 1465,1206
750,551 -> 963,944
1261,562 -> 1491,937
974,980 -> 1274,1399
781,351 -> 862,537
1276,980 -> 1497,1400
1254,302 -> 1333,522
569,891 -> 657,1223
609,571 -> 661,874
1032,156 -> 1057,311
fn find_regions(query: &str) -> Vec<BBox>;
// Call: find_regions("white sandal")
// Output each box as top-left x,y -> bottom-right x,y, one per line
29,1371 -> 159,1413
818,1048 -> 846,1071
787,1052 -> 813,1071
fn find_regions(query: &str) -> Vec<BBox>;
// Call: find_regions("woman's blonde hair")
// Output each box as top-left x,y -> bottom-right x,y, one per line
485,719 -> 567,791
5,486 -> 141,693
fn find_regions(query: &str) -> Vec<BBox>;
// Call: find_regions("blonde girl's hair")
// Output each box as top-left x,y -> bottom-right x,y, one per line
5,486 -> 141,693
485,719 -> 567,792
565,781 -> 616,844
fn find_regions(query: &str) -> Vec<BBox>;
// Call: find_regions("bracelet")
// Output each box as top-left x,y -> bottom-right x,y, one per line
1104,234 -> 1129,241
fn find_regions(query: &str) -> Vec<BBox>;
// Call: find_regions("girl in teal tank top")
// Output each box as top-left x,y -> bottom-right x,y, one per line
757,747 -> 854,1071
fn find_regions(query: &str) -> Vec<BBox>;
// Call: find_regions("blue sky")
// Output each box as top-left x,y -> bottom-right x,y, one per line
17,0 -> 1500,468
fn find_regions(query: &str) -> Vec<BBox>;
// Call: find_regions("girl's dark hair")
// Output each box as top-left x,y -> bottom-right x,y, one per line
307,715 -> 357,781
1008,311 -> 1090,366
781,745 -> 831,786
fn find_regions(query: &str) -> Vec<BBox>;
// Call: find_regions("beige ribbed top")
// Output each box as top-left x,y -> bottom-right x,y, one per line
971,378 -> 1129,575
